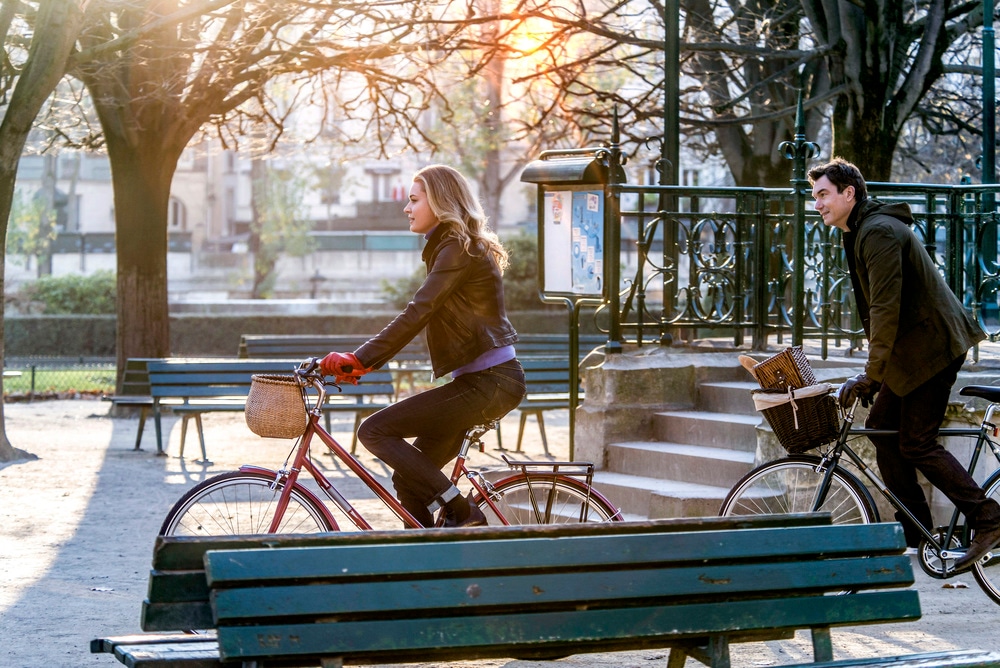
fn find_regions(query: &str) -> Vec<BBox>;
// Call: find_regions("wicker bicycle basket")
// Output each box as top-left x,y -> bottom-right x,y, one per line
752,384 -> 840,454
245,374 -> 308,439
752,346 -> 817,390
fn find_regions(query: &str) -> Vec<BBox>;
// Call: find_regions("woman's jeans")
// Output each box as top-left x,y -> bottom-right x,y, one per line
357,359 -> 526,527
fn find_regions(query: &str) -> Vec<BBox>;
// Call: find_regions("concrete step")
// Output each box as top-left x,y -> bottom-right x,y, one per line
606,441 -> 755,487
698,380 -> 759,415
654,410 -> 761,451
593,471 -> 733,519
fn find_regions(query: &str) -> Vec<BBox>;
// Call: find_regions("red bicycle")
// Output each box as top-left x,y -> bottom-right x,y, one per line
160,358 -> 622,535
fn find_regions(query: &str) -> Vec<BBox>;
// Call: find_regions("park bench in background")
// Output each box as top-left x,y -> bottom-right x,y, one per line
146,359 -> 394,460
238,334 -> 429,398
236,333 -> 608,455
508,356 -> 583,454
91,513 -> 1000,668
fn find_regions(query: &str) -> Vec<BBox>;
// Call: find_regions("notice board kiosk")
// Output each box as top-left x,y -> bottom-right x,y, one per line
520,147 -> 626,457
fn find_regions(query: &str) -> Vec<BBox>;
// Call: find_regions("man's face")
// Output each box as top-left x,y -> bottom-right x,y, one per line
811,175 -> 856,232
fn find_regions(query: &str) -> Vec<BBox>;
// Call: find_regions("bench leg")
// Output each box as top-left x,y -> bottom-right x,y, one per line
178,414 -> 210,463
516,410 -> 550,456
153,402 -> 166,457
811,626 -> 833,662
179,416 -> 190,458
133,406 -> 148,451
666,647 -> 689,668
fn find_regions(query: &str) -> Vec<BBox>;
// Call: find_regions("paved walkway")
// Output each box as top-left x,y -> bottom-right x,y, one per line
2,343 -> 1000,666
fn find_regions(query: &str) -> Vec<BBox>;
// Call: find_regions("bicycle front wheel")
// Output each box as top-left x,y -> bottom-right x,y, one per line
973,469 -> 1000,605
474,474 -> 621,524
160,471 -> 336,536
720,456 -> 879,525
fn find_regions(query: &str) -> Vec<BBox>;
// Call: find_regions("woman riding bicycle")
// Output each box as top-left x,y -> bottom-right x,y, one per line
319,164 -> 526,528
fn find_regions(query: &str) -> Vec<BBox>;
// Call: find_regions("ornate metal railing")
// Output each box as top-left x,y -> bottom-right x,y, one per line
602,178 -> 1000,356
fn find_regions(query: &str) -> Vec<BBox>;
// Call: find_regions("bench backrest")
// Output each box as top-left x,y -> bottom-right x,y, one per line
239,334 -> 428,365
520,357 -> 578,396
140,513 -> 833,633
201,519 -> 916,664
146,359 -> 394,402
117,357 -> 156,397
514,333 -> 607,360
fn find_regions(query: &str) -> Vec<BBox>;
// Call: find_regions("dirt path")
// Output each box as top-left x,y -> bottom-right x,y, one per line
1,400 -> 999,668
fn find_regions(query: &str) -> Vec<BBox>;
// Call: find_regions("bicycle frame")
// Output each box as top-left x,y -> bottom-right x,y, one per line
257,366 -> 596,532
806,400 -> 1000,560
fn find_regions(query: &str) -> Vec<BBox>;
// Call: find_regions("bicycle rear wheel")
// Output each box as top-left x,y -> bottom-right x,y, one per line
473,474 -> 621,524
160,470 -> 335,536
972,470 -> 1000,605
719,456 -> 879,525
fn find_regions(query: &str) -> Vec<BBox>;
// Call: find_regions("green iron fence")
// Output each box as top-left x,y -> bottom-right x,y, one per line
602,177 -> 1000,357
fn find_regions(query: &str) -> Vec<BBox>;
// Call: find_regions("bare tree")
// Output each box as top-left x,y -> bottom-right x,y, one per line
496,0 -> 987,185
0,0 -> 90,463
65,0 -> 479,386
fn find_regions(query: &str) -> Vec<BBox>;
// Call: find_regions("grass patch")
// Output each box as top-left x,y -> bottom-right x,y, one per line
3,366 -> 116,396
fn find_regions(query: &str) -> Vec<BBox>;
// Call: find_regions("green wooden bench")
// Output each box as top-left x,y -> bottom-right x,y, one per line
238,334 -> 430,398
147,359 -> 394,460
510,356 -> 580,454
102,358 -> 157,450
90,514 -> 1000,668
513,332 -> 608,359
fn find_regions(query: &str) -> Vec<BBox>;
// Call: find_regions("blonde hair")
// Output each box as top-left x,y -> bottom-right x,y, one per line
413,164 -> 509,272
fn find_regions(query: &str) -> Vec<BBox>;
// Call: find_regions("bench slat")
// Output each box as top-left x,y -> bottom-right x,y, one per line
212,554 -> 911,621
214,591 -> 921,663
204,523 -> 906,585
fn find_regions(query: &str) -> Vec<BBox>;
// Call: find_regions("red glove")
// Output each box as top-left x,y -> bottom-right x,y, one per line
319,352 -> 368,384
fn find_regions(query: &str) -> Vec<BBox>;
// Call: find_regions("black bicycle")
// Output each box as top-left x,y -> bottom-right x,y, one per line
720,384 -> 1000,605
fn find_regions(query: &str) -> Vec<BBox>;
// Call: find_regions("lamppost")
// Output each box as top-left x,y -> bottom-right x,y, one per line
779,72 -> 821,346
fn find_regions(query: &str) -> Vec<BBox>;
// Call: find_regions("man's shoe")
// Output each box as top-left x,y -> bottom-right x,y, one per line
443,503 -> 487,528
953,524 -> 1000,572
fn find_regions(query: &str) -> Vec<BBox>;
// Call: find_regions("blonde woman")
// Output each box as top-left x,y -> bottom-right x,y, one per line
320,164 -> 526,527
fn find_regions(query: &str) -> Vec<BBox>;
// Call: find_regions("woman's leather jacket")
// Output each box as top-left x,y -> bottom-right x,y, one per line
354,225 -> 518,378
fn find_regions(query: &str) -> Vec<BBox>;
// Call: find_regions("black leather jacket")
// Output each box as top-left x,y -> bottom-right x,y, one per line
354,225 -> 518,378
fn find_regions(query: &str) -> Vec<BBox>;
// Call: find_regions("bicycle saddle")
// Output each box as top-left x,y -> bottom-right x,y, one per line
959,385 -> 1000,402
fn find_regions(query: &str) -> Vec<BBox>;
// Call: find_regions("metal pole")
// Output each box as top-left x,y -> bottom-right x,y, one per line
983,0 -> 996,323
663,0 -> 679,186
985,0 -> 995,191
779,71 -> 820,346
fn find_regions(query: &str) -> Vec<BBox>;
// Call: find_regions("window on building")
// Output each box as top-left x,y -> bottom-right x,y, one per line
168,197 -> 187,230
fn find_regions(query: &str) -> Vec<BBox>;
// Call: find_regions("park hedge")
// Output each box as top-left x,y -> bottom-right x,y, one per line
4,311 -> 594,358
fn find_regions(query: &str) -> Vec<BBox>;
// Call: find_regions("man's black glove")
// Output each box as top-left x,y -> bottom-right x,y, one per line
839,373 -> 881,409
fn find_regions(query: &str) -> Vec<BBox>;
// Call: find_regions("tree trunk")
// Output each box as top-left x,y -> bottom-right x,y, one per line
105,139 -> 174,379
0,0 -> 86,463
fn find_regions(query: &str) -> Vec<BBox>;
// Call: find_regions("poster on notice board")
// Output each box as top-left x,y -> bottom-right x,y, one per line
541,189 -> 604,297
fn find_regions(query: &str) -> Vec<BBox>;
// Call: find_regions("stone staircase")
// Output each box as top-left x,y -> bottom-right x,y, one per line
593,378 -> 762,520
591,360 -> 863,520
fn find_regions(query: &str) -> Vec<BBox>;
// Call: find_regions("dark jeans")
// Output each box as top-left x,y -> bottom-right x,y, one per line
357,358 -> 526,527
867,353 -> 1000,546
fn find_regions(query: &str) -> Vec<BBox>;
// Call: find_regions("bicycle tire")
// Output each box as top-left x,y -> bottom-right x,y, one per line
719,455 -> 879,525
160,470 -> 336,536
473,474 -> 622,524
972,469 -> 1000,605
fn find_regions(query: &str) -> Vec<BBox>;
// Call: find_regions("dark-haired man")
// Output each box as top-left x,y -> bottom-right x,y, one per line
809,157 -> 1000,572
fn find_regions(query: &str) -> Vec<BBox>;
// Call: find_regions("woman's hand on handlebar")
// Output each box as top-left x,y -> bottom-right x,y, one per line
318,351 -> 368,385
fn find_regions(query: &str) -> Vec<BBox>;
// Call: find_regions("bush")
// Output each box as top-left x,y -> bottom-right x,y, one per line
18,271 -> 117,314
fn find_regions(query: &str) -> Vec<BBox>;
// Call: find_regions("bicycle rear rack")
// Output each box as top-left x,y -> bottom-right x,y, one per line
501,454 -> 596,486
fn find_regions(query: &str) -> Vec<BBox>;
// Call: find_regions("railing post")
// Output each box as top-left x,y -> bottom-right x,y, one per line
779,70 -> 821,346
605,111 -> 626,353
